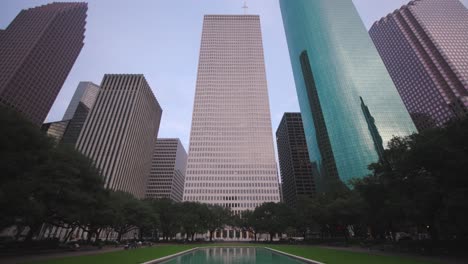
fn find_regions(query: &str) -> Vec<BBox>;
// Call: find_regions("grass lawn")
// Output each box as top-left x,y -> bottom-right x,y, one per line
23,244 -> 437,264
268,245 -> 437,264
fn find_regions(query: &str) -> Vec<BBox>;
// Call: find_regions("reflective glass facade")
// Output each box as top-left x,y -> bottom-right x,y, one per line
279,0 -> 417,190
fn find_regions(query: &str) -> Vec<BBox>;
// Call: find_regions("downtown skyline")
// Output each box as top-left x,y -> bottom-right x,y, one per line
3,0 -> 467,153
1,0 -> 467,250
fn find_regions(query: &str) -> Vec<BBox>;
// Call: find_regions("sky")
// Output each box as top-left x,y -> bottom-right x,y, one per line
1,0 -> 467,154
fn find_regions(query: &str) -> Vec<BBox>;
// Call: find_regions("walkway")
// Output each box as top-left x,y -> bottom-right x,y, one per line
0,246 -> 123,264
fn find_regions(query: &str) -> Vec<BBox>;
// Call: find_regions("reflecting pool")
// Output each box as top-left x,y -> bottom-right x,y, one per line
160,247 -> 308,264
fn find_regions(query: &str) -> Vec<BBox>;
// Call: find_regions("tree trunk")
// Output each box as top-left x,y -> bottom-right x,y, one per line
86,228 -> 94,244
139,228 -> 144,241
64,226 -> 76,242
270,232 -> 274,242
105,229 -> 111,241
15,225 -> 25,241
343,226 -> 349,242
24,223 -> 41,243
117,230 -> 123,242
97,229 -> 102,240
210,230 -> 214,242
429,219 -> 440,242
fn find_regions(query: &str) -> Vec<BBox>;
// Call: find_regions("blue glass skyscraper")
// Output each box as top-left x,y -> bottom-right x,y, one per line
279,0 -> 417,191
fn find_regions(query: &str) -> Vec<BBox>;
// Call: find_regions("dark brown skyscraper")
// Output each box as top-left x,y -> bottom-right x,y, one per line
0,3 -> 87,125
276,113 -> 315,207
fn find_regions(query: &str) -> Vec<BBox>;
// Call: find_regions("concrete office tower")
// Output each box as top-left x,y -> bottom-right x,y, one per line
63,82 -> 100,120
183,15 -> 281,214
41,120 -> 70,143
77,74 -> 162,198
0,3 -> 87,125
276,113 -> 315,207
41,82 -> 99,145
279,0 -> 417,191
370,0 -> 468,131
61,82 -> 100,145
145,139 -> 187,202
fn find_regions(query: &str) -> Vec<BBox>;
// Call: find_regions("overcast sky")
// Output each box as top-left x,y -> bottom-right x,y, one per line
1,0 -> 467,153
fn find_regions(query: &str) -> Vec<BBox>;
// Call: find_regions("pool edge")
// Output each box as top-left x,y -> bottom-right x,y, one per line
141,247 -> 199,264
264,247 -> 325,264
141,246 -> 325,264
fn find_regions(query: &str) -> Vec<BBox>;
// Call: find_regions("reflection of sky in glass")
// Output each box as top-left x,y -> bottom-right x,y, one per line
280,0 -> 417,186
161,247 -> 306,264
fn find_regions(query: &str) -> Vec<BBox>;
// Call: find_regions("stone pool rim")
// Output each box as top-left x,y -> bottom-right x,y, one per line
141,246 -> 325,264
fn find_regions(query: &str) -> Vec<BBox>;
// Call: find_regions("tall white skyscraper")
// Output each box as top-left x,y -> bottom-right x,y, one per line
183,15 -> 281,215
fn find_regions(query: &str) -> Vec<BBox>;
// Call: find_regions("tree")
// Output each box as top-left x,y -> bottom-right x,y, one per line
149,199 -> 181,241
0,107 -> 54,234
179,202 -> 207,241
107,191 -> 141,242
353,119 -> 468,241
137,200 -> 160,241
206,205 -> 231,242
293,197 -> 319,239
39,145 -> 106,242
233,210 -> 257,241
0,107 -> 111,243
253,202 -> 292,241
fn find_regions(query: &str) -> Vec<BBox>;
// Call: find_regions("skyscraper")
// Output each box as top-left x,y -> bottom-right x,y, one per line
76,74 -> 162,198
41,82 -> 100,145
41,120 -> 70,143
276,113 -> 315,207
63,82 -> 100,120
0,3 -> 87,125
369,0 -> 468,131
61,82 -> 100,145
145,138 -> 187,202
279,0 -> 417,191
183,15 -> 281,215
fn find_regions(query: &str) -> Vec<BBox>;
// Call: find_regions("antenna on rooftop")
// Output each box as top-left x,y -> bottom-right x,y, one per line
242,1 -> 248,15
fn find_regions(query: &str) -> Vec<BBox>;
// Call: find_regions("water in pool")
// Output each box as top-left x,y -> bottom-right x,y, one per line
160,247 -> 308,264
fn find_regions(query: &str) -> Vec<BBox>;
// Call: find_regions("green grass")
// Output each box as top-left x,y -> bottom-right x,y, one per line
24,244 -> 437,264
23,245 -> 198,264
267,245 -> 437,264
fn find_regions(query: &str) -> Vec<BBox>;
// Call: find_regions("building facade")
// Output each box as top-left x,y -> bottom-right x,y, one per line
279,0 -> 417,191
369,0 -> 468,131
41,120 -> 70,143
183,15 -> 281,217
62,82 -> 100,145
145,138 -> 187,202
76,74 -> 162,198
41,82 -> 100,145
0,3 -> 87,125
63,82 -> 100,120
276,113 -> 315,207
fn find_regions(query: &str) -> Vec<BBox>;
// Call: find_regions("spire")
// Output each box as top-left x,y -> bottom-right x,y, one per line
242,1 -> 248,15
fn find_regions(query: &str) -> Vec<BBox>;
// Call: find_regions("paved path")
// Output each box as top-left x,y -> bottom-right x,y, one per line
0,247 -> 124,264
318,245 -> 468,264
